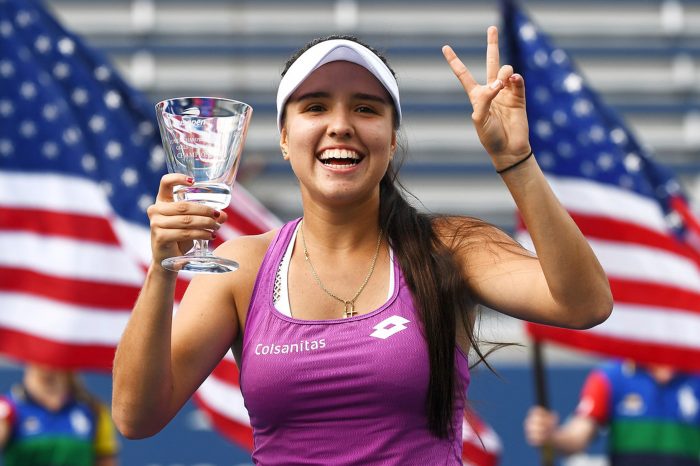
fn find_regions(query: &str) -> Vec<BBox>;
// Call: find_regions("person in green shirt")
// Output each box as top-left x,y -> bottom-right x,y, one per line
0,364 -> 119,466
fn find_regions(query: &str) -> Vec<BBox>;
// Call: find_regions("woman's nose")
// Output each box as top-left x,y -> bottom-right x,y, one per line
327,109 -> 354,138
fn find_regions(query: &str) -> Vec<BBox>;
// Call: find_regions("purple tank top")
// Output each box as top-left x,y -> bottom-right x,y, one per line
240,219 -> 470,465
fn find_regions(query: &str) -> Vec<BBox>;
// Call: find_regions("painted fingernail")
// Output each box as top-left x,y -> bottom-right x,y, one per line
211,231 -> 217,239
490,79 -> 502,90
186,176 -> 194,184
213,210 -> 221,218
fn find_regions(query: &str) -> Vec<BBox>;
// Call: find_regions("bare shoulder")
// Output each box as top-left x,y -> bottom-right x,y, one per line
213,230 -> 279,288
214,229 -> 278,264
182,230 -> 278,303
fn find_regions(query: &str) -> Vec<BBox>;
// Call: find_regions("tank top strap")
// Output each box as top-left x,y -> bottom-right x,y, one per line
243,218 -> 302,336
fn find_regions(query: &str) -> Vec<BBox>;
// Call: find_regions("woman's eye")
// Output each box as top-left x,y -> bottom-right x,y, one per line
356,105 -> 376,114
306,104 -> 325,112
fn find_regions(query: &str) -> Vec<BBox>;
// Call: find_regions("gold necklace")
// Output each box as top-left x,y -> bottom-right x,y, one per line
300,222 -> 383,319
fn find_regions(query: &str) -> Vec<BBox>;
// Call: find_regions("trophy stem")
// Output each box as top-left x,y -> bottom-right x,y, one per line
193,239 -> 209,256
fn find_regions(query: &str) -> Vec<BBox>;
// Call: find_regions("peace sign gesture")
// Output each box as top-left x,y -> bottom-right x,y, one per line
443,26 -> 532,171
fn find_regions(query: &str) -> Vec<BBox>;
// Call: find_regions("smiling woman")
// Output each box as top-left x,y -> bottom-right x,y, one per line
111,31 -> 613,466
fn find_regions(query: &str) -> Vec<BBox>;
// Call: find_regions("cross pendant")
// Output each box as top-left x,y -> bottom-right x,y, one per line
343,301 -> 357,318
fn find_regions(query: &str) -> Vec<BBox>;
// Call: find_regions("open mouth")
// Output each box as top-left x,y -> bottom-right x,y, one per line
318,149 -> 362,167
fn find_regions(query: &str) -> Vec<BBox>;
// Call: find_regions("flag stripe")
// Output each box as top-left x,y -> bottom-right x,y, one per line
216,223 -> 254,242
0,206 -> 119,244
521,214 -> 700,314
0,231 -> 144,285
462,409 -> 501,464
591,303 -> 700,348
209,355 -> 241,384
518,233 -> 700,293
0,327 -> 115,369
570,212 -> 700,265
610,277 -> 700,314
192,354 -> 254,451
0,266 -> 139,309
462,444 -> 498,466
548,176 -> 667,234
671,196 -> 700,238
0,171 -> 111,216
0,292 -> 130,345
110,216 -> 154,266
194,393 -> 254,451
527,323 -> 700,373
195,372 -> 250,425
590,239 -> 700,293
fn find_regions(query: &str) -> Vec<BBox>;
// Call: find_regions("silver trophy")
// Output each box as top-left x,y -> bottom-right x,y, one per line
156,97 -> 253,273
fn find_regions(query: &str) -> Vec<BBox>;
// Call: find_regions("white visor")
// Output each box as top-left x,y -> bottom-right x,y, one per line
276,39 -> 401,131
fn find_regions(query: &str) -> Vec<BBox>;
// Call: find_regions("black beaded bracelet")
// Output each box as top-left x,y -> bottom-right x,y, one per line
496,150 -> 534,174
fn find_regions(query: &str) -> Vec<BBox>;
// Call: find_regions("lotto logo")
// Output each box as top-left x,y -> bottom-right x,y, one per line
370,315 -> 410,339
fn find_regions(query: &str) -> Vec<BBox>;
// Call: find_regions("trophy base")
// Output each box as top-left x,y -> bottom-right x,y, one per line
162,254 -> 239,274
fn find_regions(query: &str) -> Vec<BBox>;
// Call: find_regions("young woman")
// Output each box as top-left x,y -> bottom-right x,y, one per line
112,28 -> 613,465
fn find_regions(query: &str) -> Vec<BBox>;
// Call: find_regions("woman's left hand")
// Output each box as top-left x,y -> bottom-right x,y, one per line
443,26 -> 531,170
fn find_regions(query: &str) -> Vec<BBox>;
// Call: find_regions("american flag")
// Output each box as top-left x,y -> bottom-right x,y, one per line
502,0 -> 700,372
0,0 -> 279,451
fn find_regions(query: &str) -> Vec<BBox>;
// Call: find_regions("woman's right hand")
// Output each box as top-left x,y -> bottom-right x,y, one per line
147,174 -> 228,268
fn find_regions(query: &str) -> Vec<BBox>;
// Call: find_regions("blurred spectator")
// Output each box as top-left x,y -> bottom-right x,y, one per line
0,364 -> 119,466
524,359 -> 700,465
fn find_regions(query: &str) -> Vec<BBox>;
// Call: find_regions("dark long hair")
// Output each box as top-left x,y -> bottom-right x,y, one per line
281,35 -> 500,439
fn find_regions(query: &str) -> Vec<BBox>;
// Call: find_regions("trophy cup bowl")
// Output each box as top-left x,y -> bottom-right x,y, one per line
155,97 -> 253,273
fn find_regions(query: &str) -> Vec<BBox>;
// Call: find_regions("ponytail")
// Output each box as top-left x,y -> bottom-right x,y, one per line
379,166 -> 480,438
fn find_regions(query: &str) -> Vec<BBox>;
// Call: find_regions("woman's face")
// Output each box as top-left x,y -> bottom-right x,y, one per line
280,61 -> 397,207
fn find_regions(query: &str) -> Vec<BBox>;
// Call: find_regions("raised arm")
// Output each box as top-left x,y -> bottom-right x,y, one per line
111,174 -> 237,438
442,27 -> 612,328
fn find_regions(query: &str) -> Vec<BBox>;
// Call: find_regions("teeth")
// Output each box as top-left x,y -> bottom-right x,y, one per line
319,149 -> 360,161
